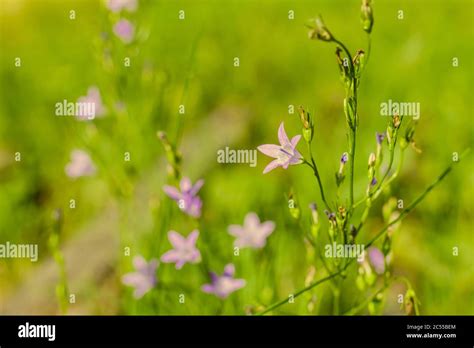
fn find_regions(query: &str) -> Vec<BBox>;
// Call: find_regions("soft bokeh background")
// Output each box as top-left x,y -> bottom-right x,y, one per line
0,0 -> 472,315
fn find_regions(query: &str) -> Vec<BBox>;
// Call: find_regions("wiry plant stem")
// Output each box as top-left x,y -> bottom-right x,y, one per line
303,144 -> 331,211
256,150 -> 468,315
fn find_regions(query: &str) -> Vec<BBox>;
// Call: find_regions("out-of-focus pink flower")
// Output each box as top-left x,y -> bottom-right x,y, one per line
368,247 -> 385,274
76,86 -> 106,121
161,230 -> 201,269
113,19 -> 134,44
65,150 -> 96,178
201,264 -> 246,299
228,212 -> 275,249
106,0 -> 137,13
163,177 -> 204,218
257,122 -> 302,174
122,256 -> 158,299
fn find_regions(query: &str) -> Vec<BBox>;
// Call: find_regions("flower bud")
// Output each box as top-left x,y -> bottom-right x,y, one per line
309,203 -> 320,239
353,49 -> 366,75
336,152 -> 348,187
368,152 -> 376,167
308,16 -> 334,42
360,0 -> 374,33
157,130 -> 182,179
298,106 -> 314,143
288,192 -> 301,220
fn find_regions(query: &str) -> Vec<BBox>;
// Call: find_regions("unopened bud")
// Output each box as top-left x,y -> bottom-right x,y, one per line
360,0 -> 374,33
368,152 -> 376,167
298,106 -> 314,143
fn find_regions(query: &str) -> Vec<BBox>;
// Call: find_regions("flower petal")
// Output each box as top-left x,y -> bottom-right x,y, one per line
168,230 -> 186,248
263,159 -> 281,174
244,212 -> 260,228
228,225 -> 243,237
201,284 -> 215,293
133,255 -> 147,271
224,263 -> 235,277
187,230 -> 200,245
257,144 -> 280,158
161,250 -> 179,263
163,185 -> 181,201
278,122 -> 290,146
190,179 -> 204,196
290,135 -> 302,148
181,177 -> 193,192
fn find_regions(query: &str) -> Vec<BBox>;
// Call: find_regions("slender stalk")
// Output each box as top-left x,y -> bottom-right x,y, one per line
256,267 -> 346,315
343,280 -> 391,315
303,149 -> 331,211
256,150 -> 468,315
333,38 -> 357,214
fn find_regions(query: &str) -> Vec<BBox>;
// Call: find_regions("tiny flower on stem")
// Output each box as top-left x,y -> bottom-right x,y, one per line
65,149 -> 96,178
201,264 -> 246,299
163,177 -> 204,218
339,152 -> 348,174
228,212 -> 275,249
367,247 -> 385,275
122,256 -> 158,299
161,230 -> 201,269
114,19 -> 134,44
336,152 -> 348,186
257,122 -> 303,174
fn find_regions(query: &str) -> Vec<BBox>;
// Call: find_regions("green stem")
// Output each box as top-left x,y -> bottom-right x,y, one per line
343,281 -> 391,315
303,147 -> 331,211
256,150 -> 469,315
256,267 -> 346,315
366,149 -> 469,247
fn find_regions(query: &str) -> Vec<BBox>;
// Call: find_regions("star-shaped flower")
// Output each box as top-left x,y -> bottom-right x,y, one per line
122,256 -> 158,299
201,264 -> 246,299
161,230 -> 201,269
257,122 -> 303,174
163,177 -> 204,218
228,212 -> 275,249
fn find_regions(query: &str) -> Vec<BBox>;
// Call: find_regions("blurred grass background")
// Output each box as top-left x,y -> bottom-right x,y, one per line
0,0 -> 472,314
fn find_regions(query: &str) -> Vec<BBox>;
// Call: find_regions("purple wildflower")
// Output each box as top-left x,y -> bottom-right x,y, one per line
228,212 -> 275,249
106,0 -> 137,12
122,256 -> 158,299
163,177 -> 204,218
339,152 -> 348,174
113,19 -> 134,44
161,230 -> 201,269
340,152 -> 348,164
368,247 -> 385,274
201,264 -> 246,299
324,209 -> 336,221
65,149 -> 96,178
76,86 -> 106,121
257,122 -> 303,174
370,177 -> 377,186
376,132 -> 385,145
